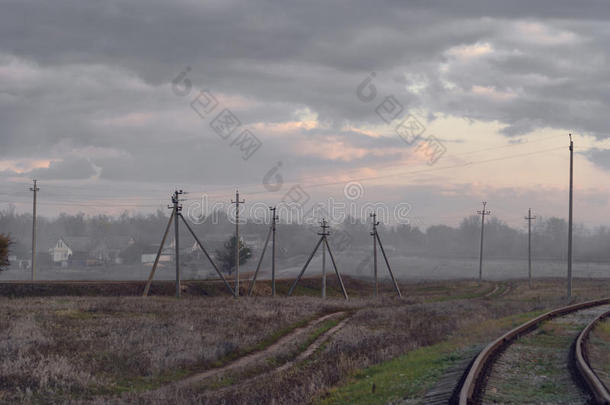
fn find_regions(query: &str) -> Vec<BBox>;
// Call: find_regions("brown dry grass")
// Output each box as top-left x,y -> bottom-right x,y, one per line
0,277 -> 608,404
0,295 -> 349,403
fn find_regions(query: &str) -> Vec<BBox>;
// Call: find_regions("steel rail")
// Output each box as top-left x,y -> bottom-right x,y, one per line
458,297 -> 610,405
575,310 -> 610,405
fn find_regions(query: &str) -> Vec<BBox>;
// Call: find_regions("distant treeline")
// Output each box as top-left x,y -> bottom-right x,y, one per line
1,206 -> 609,262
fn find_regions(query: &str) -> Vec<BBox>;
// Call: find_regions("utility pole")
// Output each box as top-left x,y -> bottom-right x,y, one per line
477,202 -> 491,281
288,219 -> 348,300
232,189 -> 245,298
567,134 -> 574,299
369,213 -> 401,297
171,190 -> 184,298
525,209 -> 536,288
271,206 -> 278,297
247,206 -> 278,297
144,190 -> 234,297
371,213 -> 379,297
30,179 -> 39,281
320,219 -> 329,299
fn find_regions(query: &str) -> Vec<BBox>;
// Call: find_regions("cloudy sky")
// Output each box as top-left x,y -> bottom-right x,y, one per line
1,0 -> 609,228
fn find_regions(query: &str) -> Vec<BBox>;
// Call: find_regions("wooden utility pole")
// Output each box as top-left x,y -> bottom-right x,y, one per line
320,219 -> 329,299
232,189 -> 245,298
371,213 -> 379,297
525,209 -> 536,288
30,179 -> 39,281
271,206 -> 277,297
567,134 -> 574,299
477,202 -> 490,281
370,213 -> 401,297
172,190 -> 184,298
288,219 -> 348,300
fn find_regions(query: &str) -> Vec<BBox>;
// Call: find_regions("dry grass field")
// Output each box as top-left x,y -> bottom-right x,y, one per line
0,277 -> 608,404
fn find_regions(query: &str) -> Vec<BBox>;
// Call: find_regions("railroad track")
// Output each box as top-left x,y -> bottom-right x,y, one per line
456,298 -> 610,405
575,309 -> 610,404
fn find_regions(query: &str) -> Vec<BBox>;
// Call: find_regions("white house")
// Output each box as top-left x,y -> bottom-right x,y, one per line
50,238 -> 73,264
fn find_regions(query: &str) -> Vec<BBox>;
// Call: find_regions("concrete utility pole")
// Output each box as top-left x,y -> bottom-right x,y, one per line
143,208 -> 175,297
232,189 -> 245,298
288,219 -> 348,300
247,206 -> 277,297
320,219 -> 329,299
567,134 -> 574,298
144,190 -> 234,297
271,206 -> 278,297
371,213 -> 379,297
369,213 -> 401,298
525,209 -> 536,288
477,201 -> 491,281
30,179 -> 39,281
171,190 -> 184,298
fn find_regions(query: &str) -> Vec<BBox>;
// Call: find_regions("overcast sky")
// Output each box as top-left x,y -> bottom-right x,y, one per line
1,0 -> 609,228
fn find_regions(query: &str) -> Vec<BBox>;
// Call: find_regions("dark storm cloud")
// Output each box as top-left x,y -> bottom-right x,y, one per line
1,0 -> 609,185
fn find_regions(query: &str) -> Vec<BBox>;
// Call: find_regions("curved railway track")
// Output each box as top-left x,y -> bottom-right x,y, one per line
457,298 -> 610,405
575,310 -> 610,404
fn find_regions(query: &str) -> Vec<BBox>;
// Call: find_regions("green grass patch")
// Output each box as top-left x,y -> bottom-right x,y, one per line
316,342 -> 458,405
298,317 -> 342,354
317,309 -> 549,405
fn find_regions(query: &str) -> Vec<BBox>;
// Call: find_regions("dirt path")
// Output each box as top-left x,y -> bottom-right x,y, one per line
158,311 -> 348,392
483,283 -> 500,298
199,315 -> 352,399
274,315 -> 350,373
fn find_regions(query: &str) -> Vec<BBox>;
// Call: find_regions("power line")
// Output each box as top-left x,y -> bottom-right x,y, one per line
0,144 -> 568,212
186,145 -> 567,197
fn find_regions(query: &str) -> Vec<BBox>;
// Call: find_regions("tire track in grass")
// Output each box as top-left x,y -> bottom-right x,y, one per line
160,313 -> 352,402
154,311 -> 348,393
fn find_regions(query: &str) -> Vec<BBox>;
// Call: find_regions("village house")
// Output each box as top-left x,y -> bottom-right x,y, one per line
49,236 -> 135,267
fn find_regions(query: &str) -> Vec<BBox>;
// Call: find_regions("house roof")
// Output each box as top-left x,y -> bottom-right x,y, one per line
61,236 -> 94,252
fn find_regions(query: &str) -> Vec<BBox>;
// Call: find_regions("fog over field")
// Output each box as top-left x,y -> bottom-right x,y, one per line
1,208 -> 608,281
